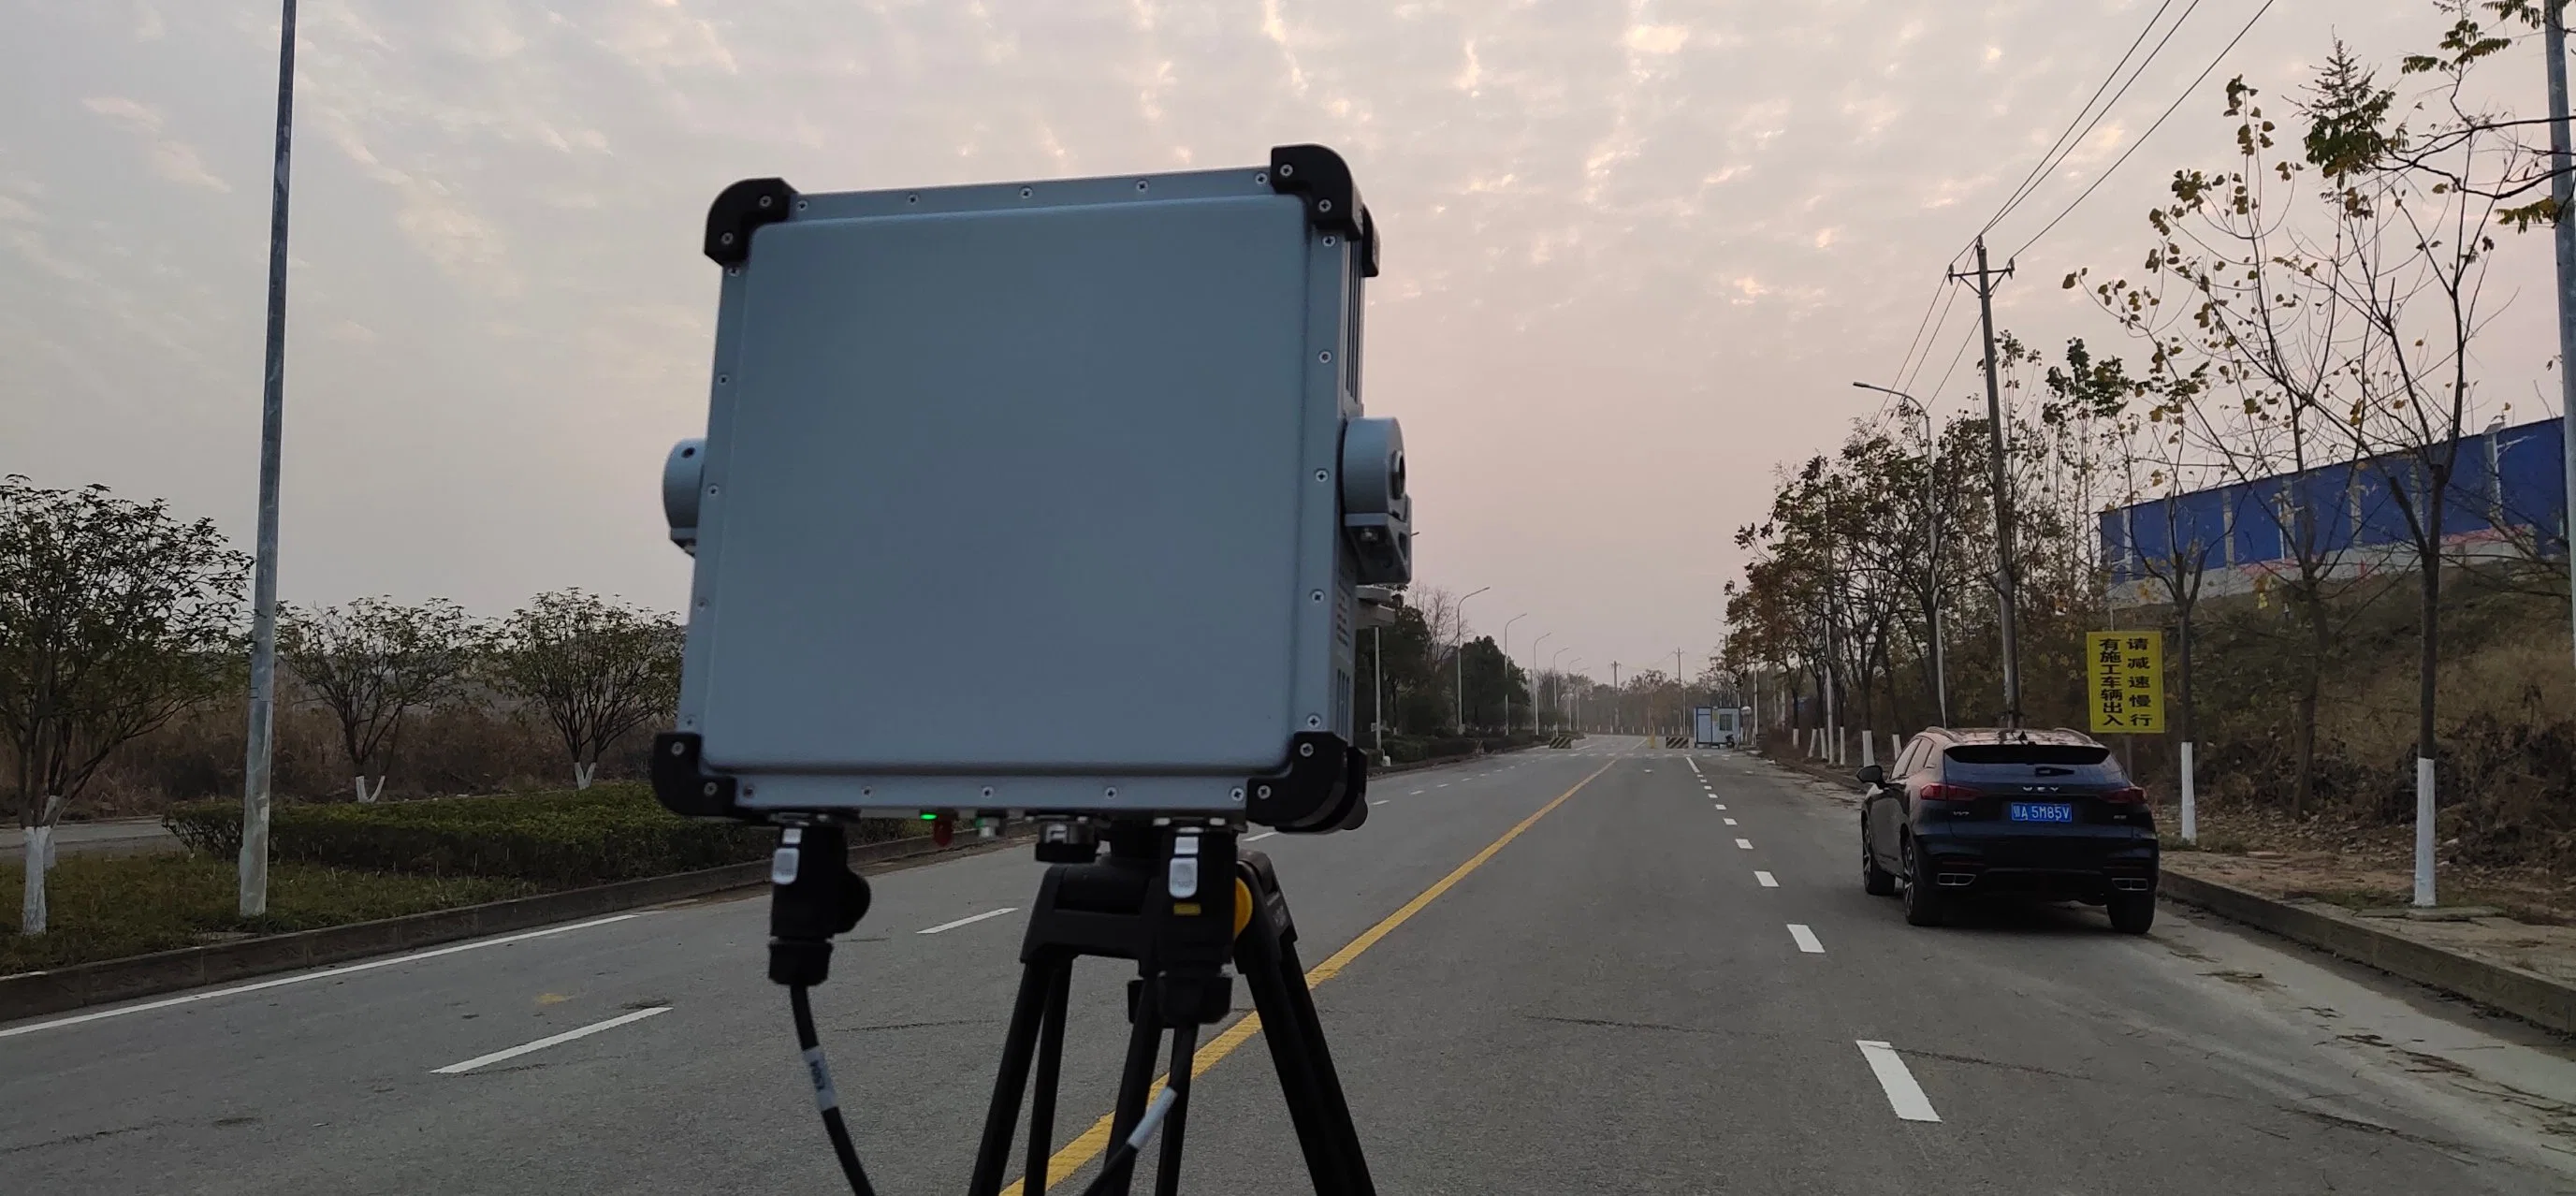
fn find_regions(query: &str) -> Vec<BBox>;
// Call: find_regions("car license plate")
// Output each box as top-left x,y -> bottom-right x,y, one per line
2009,802 -> 2074,823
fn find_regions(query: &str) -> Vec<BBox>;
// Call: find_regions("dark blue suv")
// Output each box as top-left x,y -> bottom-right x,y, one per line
1858,728 -> 2159,933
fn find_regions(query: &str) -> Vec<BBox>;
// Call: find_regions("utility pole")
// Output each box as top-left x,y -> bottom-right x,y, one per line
1951,236 -> 2022,727
241,0 -> 298,918
2548,0 -> 2576,676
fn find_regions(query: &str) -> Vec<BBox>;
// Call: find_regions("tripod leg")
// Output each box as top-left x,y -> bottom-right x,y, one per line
1099,982 -> 1164,1195
1150,1021 -> 1201,1196
1270,939 -> 1376,1196
1024,958 -> 1074,1196
968,955 -> 1061,1196
1238,947 -> 1350,1191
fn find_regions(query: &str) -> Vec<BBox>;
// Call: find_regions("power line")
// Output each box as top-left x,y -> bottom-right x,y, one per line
2004,0 -> 2280,262
1977,0 -> 2188,241
1978,0 -> 2206,244
1881,282 -> 1949,400
1899,282 -> 1963,397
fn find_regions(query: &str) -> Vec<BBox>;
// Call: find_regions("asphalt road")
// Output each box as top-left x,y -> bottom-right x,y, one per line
6,740 -> 2575,1194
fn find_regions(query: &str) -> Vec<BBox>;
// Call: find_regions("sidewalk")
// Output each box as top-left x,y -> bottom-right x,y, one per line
2164,852 -> 2576,994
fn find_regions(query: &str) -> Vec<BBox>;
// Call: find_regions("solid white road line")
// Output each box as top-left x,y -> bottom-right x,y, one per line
1856,1041 -> 1942,1122
1724,818 -> 1739,825
0,913 -> 643,1040
1788,924 -> 1825,954
1244,831 -> 1279,843
433,1006 -> 670,1074
918,908 -> 1019,935
1735,839 -> 1754,850
1755,871 -> 1779,887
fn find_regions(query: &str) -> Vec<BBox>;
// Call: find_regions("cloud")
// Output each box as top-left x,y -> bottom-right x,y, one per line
80,96 -> 229,192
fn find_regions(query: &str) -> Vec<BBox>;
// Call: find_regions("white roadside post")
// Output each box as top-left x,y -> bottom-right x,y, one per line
2180,741 -> 2199,845
2415,756 -> 2438,907
22,794 -> 65,935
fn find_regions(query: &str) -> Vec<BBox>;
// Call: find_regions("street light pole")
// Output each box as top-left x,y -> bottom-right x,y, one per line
240,0 -> 299,919
1530,632 -> 1552,734
1455,586 -> 1491,733
1550,646 -> 1573,733
1854,381 -> 1948,725
1502,613 -> 1528,736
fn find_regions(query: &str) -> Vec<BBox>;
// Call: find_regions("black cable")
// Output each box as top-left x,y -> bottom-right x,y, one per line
1978,0 -> 2201,241
2006,0 -> 2280,261
792,984 -> 880,1196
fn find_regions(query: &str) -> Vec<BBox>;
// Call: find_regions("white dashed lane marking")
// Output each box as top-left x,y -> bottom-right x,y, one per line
1755,871 -> 1778,887
1856,1042 -> 1942,1122
919,908 -> 1019,935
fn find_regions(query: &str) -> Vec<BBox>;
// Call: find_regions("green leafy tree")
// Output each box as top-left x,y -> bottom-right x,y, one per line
279,597 -> 480,803
0,476 -> 246,934
489,591 -> 682,789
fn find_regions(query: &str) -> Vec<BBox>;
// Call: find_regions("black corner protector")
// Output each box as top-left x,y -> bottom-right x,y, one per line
1244,730 -> 1353,831
1355,206 -> 1380,279
651,732 -> 740,817
705,178 -> 799,267
1268,145 -> 1364,238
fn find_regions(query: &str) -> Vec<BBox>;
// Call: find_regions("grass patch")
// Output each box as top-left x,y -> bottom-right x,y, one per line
4,853 -> 540,975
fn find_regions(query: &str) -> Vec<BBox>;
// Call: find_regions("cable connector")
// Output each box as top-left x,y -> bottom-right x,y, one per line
770,824 -> 871,987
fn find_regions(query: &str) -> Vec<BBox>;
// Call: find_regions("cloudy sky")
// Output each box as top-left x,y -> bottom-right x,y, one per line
3,0 -> 2558,685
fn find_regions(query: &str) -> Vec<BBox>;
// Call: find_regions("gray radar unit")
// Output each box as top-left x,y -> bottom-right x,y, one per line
653,146 -> 1405,834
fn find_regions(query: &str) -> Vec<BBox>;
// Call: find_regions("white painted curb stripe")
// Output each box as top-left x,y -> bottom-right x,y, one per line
434,1006 -> 669,1074
0,913 -> 644,1040
1856,1041 -> 1941,1122
919,908 -> 1018,935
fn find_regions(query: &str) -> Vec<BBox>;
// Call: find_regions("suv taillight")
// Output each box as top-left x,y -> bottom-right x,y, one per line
2103,785 -> 2147,804
1918,783 -> 1980,802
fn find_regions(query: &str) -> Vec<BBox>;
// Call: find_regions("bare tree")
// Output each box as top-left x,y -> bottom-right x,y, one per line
278,597 -> 478,803
2300,37 -> 2529,905
489,591 -> 683,789
0,476 -> 246,934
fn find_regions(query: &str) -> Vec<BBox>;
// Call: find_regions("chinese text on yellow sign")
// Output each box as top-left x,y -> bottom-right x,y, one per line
2087,631 -> 2163,734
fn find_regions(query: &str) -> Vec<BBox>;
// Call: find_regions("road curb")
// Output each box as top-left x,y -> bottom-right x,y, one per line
2157,868 -> 2576,1034
0,829 -> 1020,1026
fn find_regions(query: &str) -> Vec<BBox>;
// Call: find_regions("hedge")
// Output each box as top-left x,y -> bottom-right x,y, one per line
161,782 -> 927,886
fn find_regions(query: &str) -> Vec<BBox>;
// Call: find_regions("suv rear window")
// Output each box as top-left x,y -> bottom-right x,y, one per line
1940,743 -> 2126,785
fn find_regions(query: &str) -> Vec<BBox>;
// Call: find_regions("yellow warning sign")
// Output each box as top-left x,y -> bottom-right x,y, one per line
2087,630 -> 2164,734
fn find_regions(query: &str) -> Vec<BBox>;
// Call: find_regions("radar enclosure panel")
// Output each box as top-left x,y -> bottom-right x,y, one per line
662,150 -> 1392,826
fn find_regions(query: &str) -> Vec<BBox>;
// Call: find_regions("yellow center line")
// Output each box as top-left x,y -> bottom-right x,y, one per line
1006,761 -> 1615,1193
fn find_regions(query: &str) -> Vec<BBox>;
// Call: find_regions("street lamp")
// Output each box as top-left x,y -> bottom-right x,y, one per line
1852,381 -> 1948,727
1565,658 -> 1585,732
1501,613 -> 1527,735
1529,631 -> 1552,733
1455,586 -> 1491,732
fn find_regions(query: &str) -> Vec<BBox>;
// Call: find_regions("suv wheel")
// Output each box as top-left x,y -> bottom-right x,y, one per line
1900,837 -> 1945,927
2108,890 -> 2155,935
1861,824 -> 1897,897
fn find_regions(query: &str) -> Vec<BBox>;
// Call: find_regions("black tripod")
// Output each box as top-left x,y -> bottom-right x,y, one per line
963,824 -> 1377,1196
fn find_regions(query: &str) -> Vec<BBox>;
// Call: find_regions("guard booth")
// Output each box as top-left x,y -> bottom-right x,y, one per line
1693,707 -> 1740,748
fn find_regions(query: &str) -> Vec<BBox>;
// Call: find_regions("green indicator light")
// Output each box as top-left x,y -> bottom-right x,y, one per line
920,812 -> 938,821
